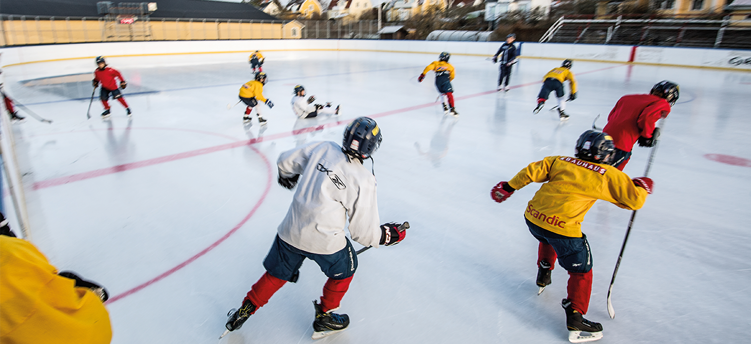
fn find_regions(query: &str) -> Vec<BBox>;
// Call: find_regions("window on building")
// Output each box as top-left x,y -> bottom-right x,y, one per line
691,0 -> 704,10
665,0 -> 675,9
292,28 -> 298,37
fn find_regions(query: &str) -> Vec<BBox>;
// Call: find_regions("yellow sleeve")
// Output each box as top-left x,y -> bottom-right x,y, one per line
422,61 -> 437,75
252,82 -> 267,103
258,52 -> 264,59
507,156 -> 557,190
605,172 -> 647,210
449,64 -> 455,81
248,54 -> 253,61
566,70 -> 577,94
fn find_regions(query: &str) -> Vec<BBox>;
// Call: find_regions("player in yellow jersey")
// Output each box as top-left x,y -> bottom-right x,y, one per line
490,130 -> 654,343
249,50 -> 265,73
533,59 -> 577,120
418,52 -> 458,117
239,72 -> 274,125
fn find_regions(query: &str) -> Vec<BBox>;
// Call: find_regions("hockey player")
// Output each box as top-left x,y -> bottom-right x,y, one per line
291,85 -> 340,119
0,212 -> 112,344
92,56 -> 131,119
249,50 -> 265,73
418,52 -> 458,116
602,80 -> 679,170
490,130 -> 653,343
223,117 -> 407,339
1,84 -> 25,122
533,59 -> 577,120
492,33 -> 518,92
239,72 -> 274,125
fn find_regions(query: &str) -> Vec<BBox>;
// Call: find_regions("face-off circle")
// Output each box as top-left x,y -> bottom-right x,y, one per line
704,154 -> 751,167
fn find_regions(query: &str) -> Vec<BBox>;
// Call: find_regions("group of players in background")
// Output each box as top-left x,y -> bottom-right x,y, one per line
0,41 -> 680,344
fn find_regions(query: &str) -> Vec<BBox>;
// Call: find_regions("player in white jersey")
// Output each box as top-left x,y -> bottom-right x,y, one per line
223,117 -> 407,339
291,85 -> 340,118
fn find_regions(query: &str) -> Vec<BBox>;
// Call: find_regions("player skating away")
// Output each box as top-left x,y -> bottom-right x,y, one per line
492,33 -> 518,92
490,130 -> 653,343
239,72 -> 274,125
291,85 -> 340,119
0,84 -> 25,122
92,56 -> 131,119
602,80 -> 679,170
418,52 -> 458,117
249,50 -> 265,73
0,212 -> 112,344
533,59 -> 577,120
222,117 -> 407,340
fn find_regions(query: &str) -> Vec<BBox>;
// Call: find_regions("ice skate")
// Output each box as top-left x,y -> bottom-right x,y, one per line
497,85 -> 504,91
101,109 -> 111,119
558,108 -> 570,121
442,103 -> 450,115
533,101 -> 545,114
563,299 -> 603,343
536,261 -> 552,295
258,116 -> 268,126
126,108 -> 132,117
243,115 -> 252,122
335,105 -> 340,115
220,300 -> 257,339
10,112 -> 25,122
450,107 -> 459,117
504,86 -> 510,92
312,301 -> 349,340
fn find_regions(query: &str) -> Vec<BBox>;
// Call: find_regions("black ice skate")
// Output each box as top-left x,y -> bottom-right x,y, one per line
533,101 -> 545,114
219,299 -> 257,339
243,115 -> 252,122
450,107 -> 459,117
536,260 -> 552,295
335,105 -> 340,115
558,108 -> 570,121
126,108 -> 132,117
101,109 -> 111,119
442,103 -> 449,115
312,300 -> 349,340
563,299 -> 603,343
258,116 -> 268,125
10,112 -> 25,122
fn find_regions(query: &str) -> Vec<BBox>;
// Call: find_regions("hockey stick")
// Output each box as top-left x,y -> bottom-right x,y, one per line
86,87 -> 96,119
592,114 -> 601,130
356,221 -> 410,255
606,119 -> 666,319
227,100 -> 241,110
14,101 -> 52,124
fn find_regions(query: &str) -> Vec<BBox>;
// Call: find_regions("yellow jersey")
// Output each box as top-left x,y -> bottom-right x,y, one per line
249,52 -> 264,61
422,61 -> 455,81
508,156 -> 647,237
239,80 -> 267,102
543,67 -> 577,94
0,236 -> 112,344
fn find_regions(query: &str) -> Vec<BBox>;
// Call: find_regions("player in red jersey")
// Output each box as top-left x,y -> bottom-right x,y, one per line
92,56 -> 131,119
602,81 -> 679,170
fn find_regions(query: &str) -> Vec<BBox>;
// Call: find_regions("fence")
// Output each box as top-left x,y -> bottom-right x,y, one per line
0,15 -> 298,46
298,20 -> 382,39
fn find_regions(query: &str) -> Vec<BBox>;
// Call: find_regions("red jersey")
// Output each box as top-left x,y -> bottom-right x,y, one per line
93,67 -> 125,91
602,94 -> 671,152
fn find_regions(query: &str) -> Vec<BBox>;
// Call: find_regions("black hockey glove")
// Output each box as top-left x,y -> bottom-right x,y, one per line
120,81 -> 127,89
637,128 -> 660,147
567,92 -> 577,101
307,95 -> 316,104
0,212 -> 17,237
492,56 -> 498,63
265,99 -> 274,109
278,174 -> 300,190
92,80 -> 99,88
314,104 -> 324,111
379,222 -> 408,246
58,271 -> 109,302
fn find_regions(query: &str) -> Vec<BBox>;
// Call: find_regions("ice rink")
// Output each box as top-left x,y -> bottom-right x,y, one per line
3,48 -> 750,344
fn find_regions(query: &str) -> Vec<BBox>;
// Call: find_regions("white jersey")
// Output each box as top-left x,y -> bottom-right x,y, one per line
276,141 -> 381,254
291,95 -> 317,118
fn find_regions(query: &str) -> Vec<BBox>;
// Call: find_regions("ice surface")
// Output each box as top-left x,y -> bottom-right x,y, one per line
3,50 -> 750,344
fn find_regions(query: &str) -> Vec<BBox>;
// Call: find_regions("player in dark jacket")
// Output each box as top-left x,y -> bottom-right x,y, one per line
493,33 -> 518,92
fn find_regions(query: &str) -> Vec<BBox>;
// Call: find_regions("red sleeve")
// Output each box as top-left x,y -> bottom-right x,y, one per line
93,70 -> 99,82
607,98 -> 623,121
637,100 -> 670,138
111,69 -> 125,83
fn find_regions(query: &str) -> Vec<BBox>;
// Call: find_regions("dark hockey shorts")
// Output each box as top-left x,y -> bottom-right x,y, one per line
263,235 -> 358,282
538,78 -> 565,100
435,81 -> 453,94
250,58 -> 261,69
526,218 -> 592,273
612,148 -> 632,170
240,96 -> 258,107
100,87 -> 122,101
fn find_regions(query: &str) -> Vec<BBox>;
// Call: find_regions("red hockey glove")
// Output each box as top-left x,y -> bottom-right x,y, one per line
380,222 -> 407,246
120,81 -> 127,89
417,74 -> 425,82
491,181 -> 515,203
307,95 -> 316,104
632,177 -> 654,194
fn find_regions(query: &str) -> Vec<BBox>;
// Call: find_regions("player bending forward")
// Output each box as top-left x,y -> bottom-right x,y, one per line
533,59 -> 577,120
249,50 -> 265,73
223,117 -> 407,339
239,72 -> 274,125
93,56 -> 131,119
491,130 -> 653,343
419,52 -> 458,117
602,80 -> 679,170
291,85 -> 340,119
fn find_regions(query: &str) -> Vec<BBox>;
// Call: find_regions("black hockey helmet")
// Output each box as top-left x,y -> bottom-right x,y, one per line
650,80 -> 680,107
255,72 -> 267,85
293,85 -> 305,95
562,59 -> 573,69
507,33 -> 516,40
575,130 -> 615,165
343,117 -> 382,160
95,56 -> 106,65
439,52 -> 450,62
